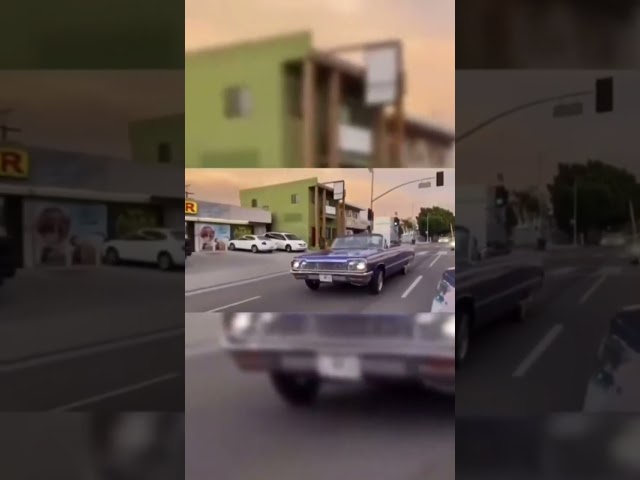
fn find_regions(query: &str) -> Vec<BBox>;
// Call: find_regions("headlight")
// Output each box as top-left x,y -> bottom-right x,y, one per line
229,313 -> 255,338
348,259 -> 367,271
292,260 -> 301,269
442,315 -> 455,338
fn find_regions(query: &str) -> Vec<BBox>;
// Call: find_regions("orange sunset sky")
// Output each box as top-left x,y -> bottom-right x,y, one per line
185,0 -> 455,129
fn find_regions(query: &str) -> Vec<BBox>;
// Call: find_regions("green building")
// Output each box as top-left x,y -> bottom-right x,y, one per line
185,31 -> 453,168
129,114 -> 184,166
239,177 -> 369,248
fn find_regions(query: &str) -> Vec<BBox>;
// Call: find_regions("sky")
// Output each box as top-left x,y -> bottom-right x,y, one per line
0,71 -> 183,158
456,70 -> 640,190
185,0 -> 455,129
185,168 -> 455,219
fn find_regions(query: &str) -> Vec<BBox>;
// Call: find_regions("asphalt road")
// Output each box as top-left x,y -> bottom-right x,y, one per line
186,349 -> 455,480
185,244 -> 454,314
1,327 -> 184,411
457,246 -> 640,415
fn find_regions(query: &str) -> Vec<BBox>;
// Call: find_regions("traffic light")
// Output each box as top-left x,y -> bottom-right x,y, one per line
436,171 -> 444,187
367,208 -> 374,222
495,186 -> 509,207
595,77 -> 613,113
393,216 -> 400,227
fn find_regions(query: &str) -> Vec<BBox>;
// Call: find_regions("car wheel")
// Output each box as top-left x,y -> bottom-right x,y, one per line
285,244 -> 292,252
305,279 -> 320,290
104,247 -> 119,265
157,252 -> 173,271
270,372 -> 320,407
456,309 -> 471,367
368,268 -> 384,295
251,245 -> 258,253
229,243 -> 236,251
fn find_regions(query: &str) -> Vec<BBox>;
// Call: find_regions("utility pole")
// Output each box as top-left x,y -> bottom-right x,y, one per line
369,168 -> 374,229
631,200 -> 637,241
572,180 -> 578,246
185,184 -> 194,198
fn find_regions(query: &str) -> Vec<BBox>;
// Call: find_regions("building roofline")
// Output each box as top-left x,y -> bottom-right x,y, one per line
239,177 -> 318,192
186,30 -> 312,57
386,114 -> 454,145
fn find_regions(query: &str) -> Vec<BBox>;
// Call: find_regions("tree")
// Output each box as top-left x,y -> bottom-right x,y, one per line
417,206 -> 455,238
401,217 -> 414,232
512,188 -> 543,225
547,160 -> 640,237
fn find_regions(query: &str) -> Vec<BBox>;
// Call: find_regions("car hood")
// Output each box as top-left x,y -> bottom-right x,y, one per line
296,248 -> 383,260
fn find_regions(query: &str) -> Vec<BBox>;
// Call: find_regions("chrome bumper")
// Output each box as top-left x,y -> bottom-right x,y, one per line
290,269 -> 373,286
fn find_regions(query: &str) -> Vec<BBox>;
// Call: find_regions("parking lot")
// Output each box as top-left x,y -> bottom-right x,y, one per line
185,243 -> 454,314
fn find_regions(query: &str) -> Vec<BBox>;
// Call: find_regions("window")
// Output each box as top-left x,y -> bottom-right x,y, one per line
224,86 -> 252,118
251,199 -> 258,208
157,142 -> 172,163
291,193 -> 300,204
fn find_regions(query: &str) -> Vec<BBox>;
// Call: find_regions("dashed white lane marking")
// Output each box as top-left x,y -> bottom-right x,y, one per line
579,276 -> 608,305
185,271 -> 290,296
51,372 -> 180,411
206,295 -> 261,312
548,267 -> 577,276
428,255 -> 441,267
401,275 -> 423,299
513,324 -> 564,377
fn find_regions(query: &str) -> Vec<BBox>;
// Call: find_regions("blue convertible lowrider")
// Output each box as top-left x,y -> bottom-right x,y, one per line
290,233 -> 415,295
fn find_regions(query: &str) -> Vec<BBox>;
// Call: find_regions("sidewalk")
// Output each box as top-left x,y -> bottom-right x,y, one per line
185,251 -> 294,293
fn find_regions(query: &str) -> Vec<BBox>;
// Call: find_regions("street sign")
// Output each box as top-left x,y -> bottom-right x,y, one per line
552,102 -> 583,118
364,44 -> 401,106
333,181 -> 345,201
418,181 -> 431,189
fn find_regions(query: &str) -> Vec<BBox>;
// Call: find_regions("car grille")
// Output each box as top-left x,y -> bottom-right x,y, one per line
315,315 -> 414,338
263,314 -> 414,339
303,261 -> 348,271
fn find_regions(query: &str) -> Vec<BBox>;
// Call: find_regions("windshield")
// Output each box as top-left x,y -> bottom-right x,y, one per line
284,234 -> 301,241
256,235 -> 269,240
332,235 -> 383,249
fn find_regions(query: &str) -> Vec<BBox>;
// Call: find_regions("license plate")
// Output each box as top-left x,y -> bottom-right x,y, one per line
317,355 -> 361,380
319,274 -> 333,282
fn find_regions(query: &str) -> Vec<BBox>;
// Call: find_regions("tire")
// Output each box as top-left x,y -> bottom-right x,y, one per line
456,309 -> 471,368
305,279 -> 320,290
104,247 -> 119,265
229,243 -> 236,251
270,372 -> 320,407
251,245 -> 258,253
368,268 -> 384,295
157,252 -> 173,271
285,244 -> 292,252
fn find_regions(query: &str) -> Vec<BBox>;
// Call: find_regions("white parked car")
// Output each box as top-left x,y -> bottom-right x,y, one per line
265,232 -> 307,252
438,236 -> 452,244
601,233 -> 626,247
228,235 -> 276,253
103,228 -> 185,270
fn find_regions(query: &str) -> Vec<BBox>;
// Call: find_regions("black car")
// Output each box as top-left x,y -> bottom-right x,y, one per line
455,225 -> 544,366
184,237 -> 194,257
0,235 -> 17,284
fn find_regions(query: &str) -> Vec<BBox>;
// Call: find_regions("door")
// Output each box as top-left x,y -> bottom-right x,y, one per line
234,236 -> 250,250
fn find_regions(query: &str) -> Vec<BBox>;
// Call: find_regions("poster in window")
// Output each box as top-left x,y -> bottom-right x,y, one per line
230,224 -> 253,239
32,201 -> 107,266
196,223 -> 231,251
